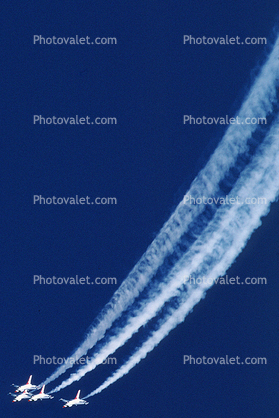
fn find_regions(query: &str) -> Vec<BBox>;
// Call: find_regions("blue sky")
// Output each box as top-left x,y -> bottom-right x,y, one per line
2,1 -> 279,417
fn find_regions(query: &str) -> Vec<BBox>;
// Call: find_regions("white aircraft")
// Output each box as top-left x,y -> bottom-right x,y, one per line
9,390 -> 32,402
60,390 -> 89,408
29,385 -> 54,402
12,375 -> 39,392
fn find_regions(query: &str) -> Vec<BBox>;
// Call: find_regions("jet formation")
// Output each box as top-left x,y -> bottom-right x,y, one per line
9,375 -> 88,408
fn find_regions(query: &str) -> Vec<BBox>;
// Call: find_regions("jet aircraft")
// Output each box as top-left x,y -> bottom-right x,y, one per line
60,390 -> 89,407
29,385 -> 54,401
12,375 -> 39,392
9,390 -> 32,402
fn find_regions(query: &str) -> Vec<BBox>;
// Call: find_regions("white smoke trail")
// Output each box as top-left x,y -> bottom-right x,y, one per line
84,120 -> 279,398
50,117 -> 279,393
43,35 -> 279,388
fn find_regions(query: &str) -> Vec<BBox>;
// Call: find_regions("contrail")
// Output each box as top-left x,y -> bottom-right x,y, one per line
42,34 -> 279,388
84,119 -> 279,398
50,116 -> 279,393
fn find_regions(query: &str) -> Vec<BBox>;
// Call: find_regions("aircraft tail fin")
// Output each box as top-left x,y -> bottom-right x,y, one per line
27,375 -> 32,384
75,390 -> 81,400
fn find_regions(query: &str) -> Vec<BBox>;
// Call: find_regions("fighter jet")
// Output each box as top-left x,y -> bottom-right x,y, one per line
29,385 -> 54,402
12,375 -> 39,392
9,390 -> 32,402
60,390 -> 89,407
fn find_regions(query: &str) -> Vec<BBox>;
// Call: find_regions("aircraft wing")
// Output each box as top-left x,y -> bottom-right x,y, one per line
59,398 -> 69,403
